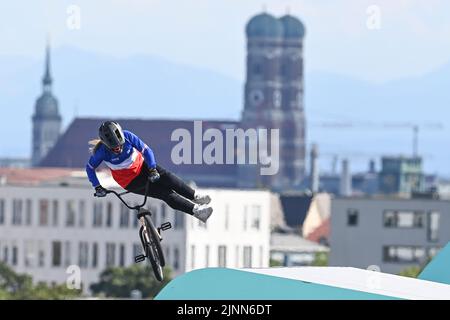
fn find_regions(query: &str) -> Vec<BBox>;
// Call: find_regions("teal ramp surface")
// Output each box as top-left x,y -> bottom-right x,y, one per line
419,242 -> 450,285
155,268 -> 397,300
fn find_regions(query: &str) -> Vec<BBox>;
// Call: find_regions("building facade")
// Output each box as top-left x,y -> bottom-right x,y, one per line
31,45 -> 62,167
329,197 -> 446,274
240,13 -> 306,191
0,178 -> 271,294
379,156 -> 424,196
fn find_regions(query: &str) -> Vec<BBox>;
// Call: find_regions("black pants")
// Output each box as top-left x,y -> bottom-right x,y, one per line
125,164 -> 196,215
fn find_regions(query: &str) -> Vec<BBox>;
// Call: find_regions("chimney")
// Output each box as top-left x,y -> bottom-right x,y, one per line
340,159 -> 352,196
310,144 -> 319,193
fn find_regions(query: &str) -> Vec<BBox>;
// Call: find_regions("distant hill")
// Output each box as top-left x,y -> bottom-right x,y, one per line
1,46 -> 449,175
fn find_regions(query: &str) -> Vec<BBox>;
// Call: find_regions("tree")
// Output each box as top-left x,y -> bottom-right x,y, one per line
398,266 -> 422,278
90,265 -> 172,298
311,252 -> 329,266
0,261 -> 81,299
269,259 -> 283,267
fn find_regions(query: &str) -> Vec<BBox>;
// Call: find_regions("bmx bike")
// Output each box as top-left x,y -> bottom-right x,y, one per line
94,178 -> 171,281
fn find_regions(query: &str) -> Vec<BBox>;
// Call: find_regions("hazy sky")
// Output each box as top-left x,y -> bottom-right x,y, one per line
2,0 -> 450,83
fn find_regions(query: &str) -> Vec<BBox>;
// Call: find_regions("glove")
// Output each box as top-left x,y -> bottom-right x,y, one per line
94,185 -> 107,197
148,168 -> 160,183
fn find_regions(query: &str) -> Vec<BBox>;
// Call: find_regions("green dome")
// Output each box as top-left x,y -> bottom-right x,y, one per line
280,15 -> 305,38
246,13 -> 283,38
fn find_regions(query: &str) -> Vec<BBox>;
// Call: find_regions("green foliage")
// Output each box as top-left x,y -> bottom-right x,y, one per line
398,256 -> 433,279
311,252 -> 329,266
0,261 -> 82,299
90,265 -> 172,298
398,266 -> 422,278
269,259 -> 283,267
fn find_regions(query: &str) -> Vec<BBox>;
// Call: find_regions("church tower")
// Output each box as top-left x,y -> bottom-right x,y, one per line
31,44 -> 62,166
240,12 -> 306,190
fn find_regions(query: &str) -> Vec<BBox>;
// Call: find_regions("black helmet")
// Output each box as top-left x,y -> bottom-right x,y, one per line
98,121 -> 125,150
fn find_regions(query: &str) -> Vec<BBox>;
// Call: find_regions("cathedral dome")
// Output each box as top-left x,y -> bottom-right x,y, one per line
246,13 -> 284,38
279,15 -> 305,39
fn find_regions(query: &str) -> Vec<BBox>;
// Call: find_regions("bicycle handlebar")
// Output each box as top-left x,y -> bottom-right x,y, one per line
94,178 -> 151,211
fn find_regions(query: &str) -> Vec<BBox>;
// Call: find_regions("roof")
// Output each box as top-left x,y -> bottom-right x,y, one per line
39,117 -> 240,187
279,193 -> 313,227
280,15 -> 305,38
0,168 -> 75,186
271,232 -> 329,253
246,13 -> 284,38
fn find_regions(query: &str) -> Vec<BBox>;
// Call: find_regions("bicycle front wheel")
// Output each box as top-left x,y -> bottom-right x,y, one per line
144,217 -> 165,281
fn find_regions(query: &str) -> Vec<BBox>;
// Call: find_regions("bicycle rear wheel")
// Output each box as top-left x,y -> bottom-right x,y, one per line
143,217 -> 165,281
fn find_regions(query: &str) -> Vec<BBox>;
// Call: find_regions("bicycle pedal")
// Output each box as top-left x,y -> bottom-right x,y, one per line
160,222 -> 172,231
134,254 -> 145,263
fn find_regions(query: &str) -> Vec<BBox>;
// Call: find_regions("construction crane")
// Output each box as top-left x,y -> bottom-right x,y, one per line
310,120 -> 444,158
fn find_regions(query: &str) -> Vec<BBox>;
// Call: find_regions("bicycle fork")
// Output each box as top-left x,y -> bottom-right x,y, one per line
134,211 -> 172,264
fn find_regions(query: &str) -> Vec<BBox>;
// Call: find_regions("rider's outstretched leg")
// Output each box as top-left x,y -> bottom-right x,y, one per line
156,165 -> 211,205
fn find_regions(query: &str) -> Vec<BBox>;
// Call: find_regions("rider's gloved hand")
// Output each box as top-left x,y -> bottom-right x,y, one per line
148,168 -> 160,183
94,185 -> 107,197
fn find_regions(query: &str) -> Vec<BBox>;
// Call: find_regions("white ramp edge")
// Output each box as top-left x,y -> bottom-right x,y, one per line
233,267 -> 450,300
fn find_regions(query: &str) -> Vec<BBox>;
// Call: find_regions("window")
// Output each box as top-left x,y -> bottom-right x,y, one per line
252,63 -> 262,75
165,246 -> 170,265
106,202 -> 113,228
24,240 -> 35,267
119,244 -> 125,267
64,241 -> 71,267
78,242 -> 89,268
161,204 -> 167,222
218,245 -> 227,267
66,200 -> 76,227
12,246 -> 18,266
132,212 -> 139,228
38,241 -> 45,267
3,247 -> 8,263
120,205 -> 129,228
428,247 -> 441,259
243,246 -> 252,268
174,211 -> 184,229
52,241 -> 62,267
347,209 -> 358,226
106,243 -> 116,267
383,246 -> 425,263
93,202 -> 103,227
243,206 -> 248,230
133,243 -> 142,258
174,247 -> 179,270
191,245 -> 196,269
12,199 -> 23,225
25,199 -> 32,226
92,243 -> 98,268
224,205 -> 230,230
0,199 -> 5,224
251,205 -> 261,230
52,200 -> 59,226
149,205 -> 158,226
205,245 -> 210,268
39,199 -> 49,226
383,210 -> 424,228
259,246 -> 263,267
79,200 -> 86,227
427,211 -> 440,242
